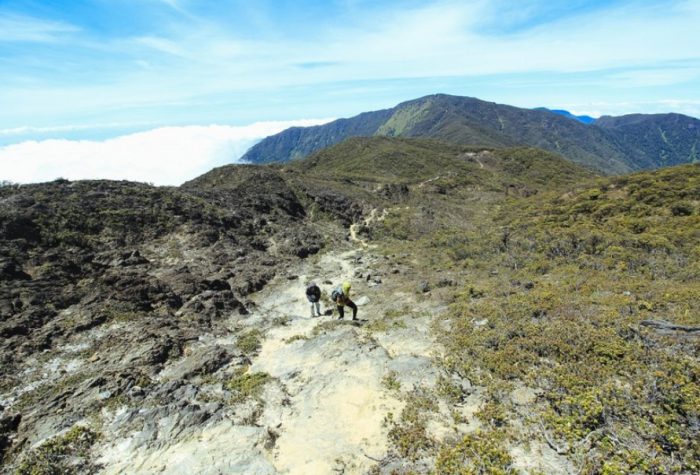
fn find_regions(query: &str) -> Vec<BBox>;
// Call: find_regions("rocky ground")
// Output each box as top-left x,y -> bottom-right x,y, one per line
0,211 -> 468,475
0,155 -> 576,474
0,168 -> 483,474
0,170 -> 345,473
5,145 -> 691,473
6,238 -> 570,474
81,245 -> 477,475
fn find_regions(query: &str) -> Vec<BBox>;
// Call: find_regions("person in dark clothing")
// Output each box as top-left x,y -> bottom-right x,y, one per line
333,281 -> 357,320
306,282 -> 322,317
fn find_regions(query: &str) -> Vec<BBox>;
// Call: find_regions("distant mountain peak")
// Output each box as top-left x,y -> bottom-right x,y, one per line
241,94 -> 700,174
534,107 -> 596,124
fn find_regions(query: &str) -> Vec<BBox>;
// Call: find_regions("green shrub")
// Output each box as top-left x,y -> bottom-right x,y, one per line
237,329 -> 263,354
16,426 -> 99,475
671,202 -> 694,216
386,391 -> 438,461
225,370 -> 271,402
435,431 -> 516,475
381,371 -> 401,392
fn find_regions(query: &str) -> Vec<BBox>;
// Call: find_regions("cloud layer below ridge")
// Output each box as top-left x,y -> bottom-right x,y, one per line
0,119 -> 332,186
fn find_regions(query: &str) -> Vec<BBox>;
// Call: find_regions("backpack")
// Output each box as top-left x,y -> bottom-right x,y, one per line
331,288 -> 342,302
306,284 -> 320,301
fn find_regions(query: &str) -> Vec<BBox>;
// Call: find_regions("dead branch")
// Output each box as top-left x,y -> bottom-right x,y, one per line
361,449 -> 393,464
640,320 -> 700,334
538,421 -> 570,455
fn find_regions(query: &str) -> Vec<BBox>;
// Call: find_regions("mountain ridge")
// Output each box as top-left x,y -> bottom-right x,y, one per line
242,94 -> 700,174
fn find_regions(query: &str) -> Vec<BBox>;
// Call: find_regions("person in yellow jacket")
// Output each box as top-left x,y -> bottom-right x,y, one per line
332,281 -> 357,320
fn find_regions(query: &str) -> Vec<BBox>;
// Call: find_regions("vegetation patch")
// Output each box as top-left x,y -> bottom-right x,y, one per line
435,164 -> 700,473
381,370 -> 401,392
237,329 -> 263,354
369,160 -> 699,472
311,320 -> 340,336
386,390 -> 438,461
15,373 -> 90,412
15,426 -> 100,475
284,334 -> 309,344
225,368 -> 271,403
435,430 -> 516,475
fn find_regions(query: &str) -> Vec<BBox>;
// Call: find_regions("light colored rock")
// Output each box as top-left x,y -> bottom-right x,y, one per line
373,316 -> 435,358
98,423 -> 276,475
247,251 -> 407,474
252,326 -> 403,474
510,441 -> 575,475
386,355 -> 438,390
511,385 -> 537,406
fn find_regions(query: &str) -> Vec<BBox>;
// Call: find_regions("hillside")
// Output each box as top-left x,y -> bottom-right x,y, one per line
241,94 -> 700,174
1,139 -> 698,474
291,137 -> 596,191
342,149 -> 700,473
240,108 -> 396,164
596,113 -> 700,169
0,173 -> 336,473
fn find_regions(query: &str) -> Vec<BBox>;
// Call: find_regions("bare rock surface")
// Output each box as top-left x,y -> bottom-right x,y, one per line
89,248 -> 457,475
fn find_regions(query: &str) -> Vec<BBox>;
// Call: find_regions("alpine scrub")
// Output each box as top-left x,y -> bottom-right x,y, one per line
320,143 -> 699,473
437,164 -> 700,473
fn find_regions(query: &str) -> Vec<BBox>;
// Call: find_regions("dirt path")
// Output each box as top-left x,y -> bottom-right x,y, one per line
248,250 -> 403,474
349,208 -> 387,247
97,245 -> 449,474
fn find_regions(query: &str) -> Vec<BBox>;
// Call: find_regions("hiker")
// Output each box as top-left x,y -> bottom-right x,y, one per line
332,281 -> 357,321
306,281 -> 322,317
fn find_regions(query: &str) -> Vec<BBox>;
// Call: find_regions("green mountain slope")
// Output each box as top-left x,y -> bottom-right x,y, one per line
241,94 -> 700,174
367,158 -> 700,473
292,136 -> 596,188
283,137 -> 700,472
596,113 -> 700,168
240,108 -> 395,164
289,138 -> 700,473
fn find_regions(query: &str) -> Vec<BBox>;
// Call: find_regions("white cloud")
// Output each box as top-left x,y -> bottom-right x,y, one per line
0,13 -> 78,42
0,119 -> 332,186
0,122 -> 153,137
1,1 -> 699,130
606,68 -> 700,87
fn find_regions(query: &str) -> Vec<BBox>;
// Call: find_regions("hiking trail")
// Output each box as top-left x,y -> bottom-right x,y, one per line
349,208 -> 387,247
95,239 -> 570,474
96,245 -> 455,474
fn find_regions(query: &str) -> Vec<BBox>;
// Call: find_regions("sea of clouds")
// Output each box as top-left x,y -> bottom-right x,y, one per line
0,119 -> 332,186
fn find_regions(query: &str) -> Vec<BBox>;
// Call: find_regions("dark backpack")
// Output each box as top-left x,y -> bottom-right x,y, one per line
331,288 -> 342,302
306,284 -> 320,301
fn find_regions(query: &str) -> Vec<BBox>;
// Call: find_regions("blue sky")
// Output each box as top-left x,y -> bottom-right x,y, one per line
1,0 -> 699,183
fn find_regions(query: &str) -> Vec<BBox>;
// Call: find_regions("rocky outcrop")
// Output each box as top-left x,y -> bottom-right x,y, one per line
0,168 -> 344,469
